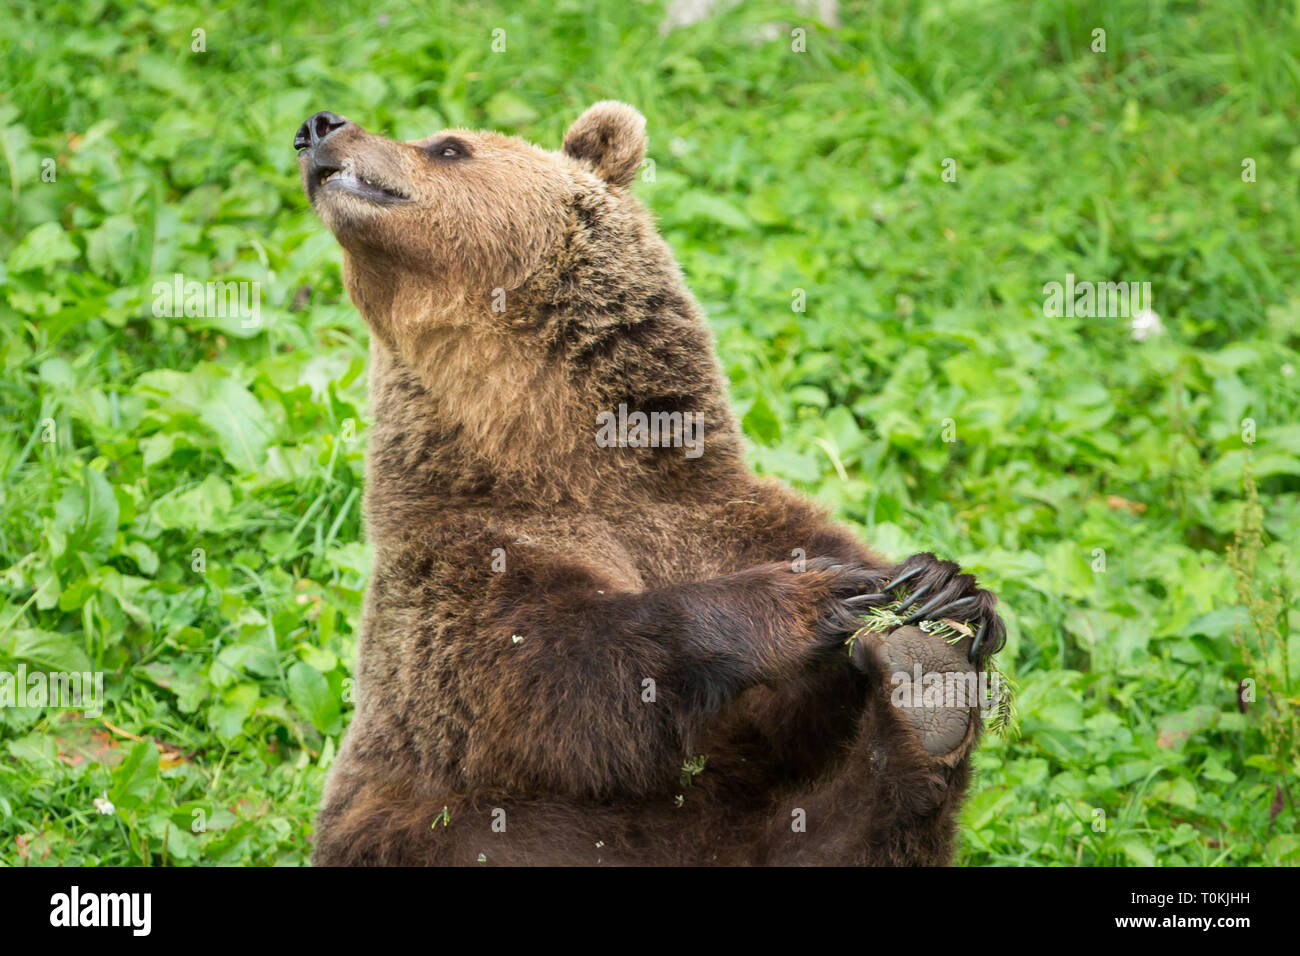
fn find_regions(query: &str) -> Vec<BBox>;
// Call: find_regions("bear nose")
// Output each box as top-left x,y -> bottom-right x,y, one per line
295,111 -> 349,151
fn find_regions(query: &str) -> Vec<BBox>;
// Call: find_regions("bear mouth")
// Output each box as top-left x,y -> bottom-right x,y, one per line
314,165 -> 410,205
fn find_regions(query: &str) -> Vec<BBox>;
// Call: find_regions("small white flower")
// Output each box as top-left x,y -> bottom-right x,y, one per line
1130,308 -> 1163,341
93,794 -> 115,815
511,634 -> 524,644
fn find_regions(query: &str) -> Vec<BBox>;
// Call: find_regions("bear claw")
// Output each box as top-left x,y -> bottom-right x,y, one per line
845,552 -> 1006,663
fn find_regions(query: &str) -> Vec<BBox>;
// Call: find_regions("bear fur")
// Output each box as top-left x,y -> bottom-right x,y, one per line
295,101 -> 1006,865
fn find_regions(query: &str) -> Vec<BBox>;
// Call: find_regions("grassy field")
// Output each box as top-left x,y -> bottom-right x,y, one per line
1,0 -> 1297,866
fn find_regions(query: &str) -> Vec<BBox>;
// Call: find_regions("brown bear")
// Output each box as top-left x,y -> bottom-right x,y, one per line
294,101 -> 1006,865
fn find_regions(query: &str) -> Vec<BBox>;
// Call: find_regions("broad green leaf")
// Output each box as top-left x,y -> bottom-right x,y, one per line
109,741 -> 160,810
208,683 -> 260,741
287,660 -> 341,735
199,377 -> 274,471
7,222 -> 78,273
5,628 -> 92,673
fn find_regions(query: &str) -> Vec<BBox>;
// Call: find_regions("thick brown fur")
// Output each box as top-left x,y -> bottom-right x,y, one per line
297,101 -> 1006,866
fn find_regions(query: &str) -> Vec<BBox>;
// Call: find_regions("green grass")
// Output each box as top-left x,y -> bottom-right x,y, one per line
1,0 -> 1297,865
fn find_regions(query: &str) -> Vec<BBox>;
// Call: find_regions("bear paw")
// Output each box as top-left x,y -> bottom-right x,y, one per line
850,624 -> 978,757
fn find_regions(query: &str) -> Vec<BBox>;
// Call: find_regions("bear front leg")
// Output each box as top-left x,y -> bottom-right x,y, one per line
420,553 -> 893,799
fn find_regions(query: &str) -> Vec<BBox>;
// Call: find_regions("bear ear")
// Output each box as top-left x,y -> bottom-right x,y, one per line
562,101 -> 647,188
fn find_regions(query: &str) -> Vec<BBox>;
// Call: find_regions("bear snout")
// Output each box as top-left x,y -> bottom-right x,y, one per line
297,119 -> 412,209
294,111 -> 350,152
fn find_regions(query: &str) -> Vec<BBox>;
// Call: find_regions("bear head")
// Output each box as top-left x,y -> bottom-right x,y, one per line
295,101 -> 653,316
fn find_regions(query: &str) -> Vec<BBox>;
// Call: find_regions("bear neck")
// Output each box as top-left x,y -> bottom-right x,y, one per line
355,270 -> 747,531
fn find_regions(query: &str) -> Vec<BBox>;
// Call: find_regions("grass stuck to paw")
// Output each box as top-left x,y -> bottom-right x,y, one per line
853,600 -> 974,644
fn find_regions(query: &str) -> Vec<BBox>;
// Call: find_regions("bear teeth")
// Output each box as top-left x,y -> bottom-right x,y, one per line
316,167 -> 401,199
319,169 -> 374,187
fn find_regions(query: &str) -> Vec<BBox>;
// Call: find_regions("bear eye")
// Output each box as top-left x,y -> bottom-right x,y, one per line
427,139 -> 470,160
